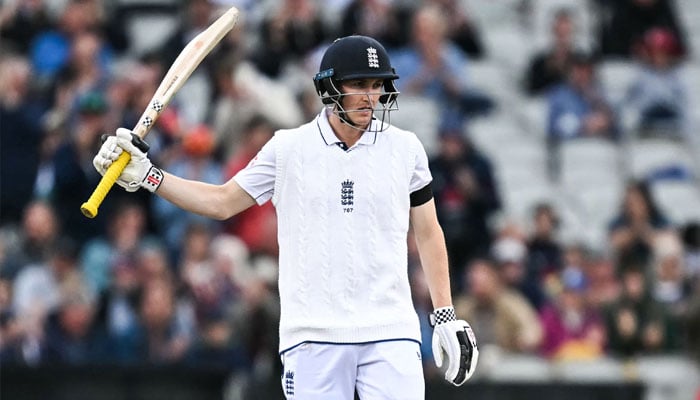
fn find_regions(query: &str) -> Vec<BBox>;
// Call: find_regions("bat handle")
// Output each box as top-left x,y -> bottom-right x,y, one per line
80,152 -> 132,218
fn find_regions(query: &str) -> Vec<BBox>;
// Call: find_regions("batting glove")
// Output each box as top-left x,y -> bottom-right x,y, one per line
431,306 -> 479,386
93,128 -> 163,193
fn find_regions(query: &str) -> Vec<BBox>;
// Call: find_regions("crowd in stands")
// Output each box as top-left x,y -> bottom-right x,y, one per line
1,0 -> 699,391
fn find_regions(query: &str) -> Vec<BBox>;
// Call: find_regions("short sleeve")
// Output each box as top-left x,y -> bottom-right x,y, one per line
233,136 -> 277,205
410,137 -> 432,193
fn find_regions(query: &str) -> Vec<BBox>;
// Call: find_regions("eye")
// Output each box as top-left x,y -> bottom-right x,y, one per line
372,81 -> 383,89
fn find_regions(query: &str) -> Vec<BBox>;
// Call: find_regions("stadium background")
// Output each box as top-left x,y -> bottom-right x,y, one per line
1,0 -> 699,399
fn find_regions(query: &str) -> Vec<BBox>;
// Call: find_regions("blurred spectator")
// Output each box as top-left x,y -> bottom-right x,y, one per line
0,201 -> 60,280
179,225 -> 240,331
426,0 -> 484,59
132,278 -> 194,364
33,110 -> 66,201
429,119 -> 501,287
103,60 -> 143,135
624,27 -> 688,137
492,234 -> 546,310
107,56 -> 173,166
209,235 -> 256,297
97,258 -> 143,364
93,243 -> 173,364
12,238 -> 83,329
541,242 -> 588,303
8,238 -> 85,364
652,232 -> 687,306
650,232 -> 690,351
524,8 -> 579,96
136,243 -> 173,286
43,284 -> 106,364
584,252 -> 621,309
186,307 -> 249,370
0,55 -> 47,226
153,125 -> 223,259
211,55 -> 303,160
341,0 -> 484,58
526,203 -> 564,282
80,199 -> 158,295
681,222 -> 700,289
228,256 -> 280,384
455,258 -> 543,353
211,55 -> 262,159
189,234 -> 281,382
604,265 -> 669,356
158,0 -> 222,126
51,90 -> 112,245
249,0 -> 327,78
539,268 -> 606,359
0,276 -> 23,363
390,4 -> 493,123
608,180 -> 671,269
29,0 -> 115,85
54,30 -> 112,108
223,116 -> 278,256
0,0 -> 52,54
546,51 -> 619,143
687,290 -> 700,363
158,0 -> 217,67
594,0 -> 688,59
339,0 -> 411,49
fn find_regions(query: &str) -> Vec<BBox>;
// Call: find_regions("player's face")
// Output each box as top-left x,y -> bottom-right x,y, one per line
339,78 -> 384,127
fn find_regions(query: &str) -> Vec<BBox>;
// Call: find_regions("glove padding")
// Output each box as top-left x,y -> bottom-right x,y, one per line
431,306 -> 479,386
93,128 -> 162,192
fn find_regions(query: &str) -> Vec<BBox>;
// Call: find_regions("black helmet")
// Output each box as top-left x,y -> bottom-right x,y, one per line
314,35 -> 399,106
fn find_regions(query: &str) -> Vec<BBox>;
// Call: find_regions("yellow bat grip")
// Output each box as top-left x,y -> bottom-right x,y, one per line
80,152 -> 132,218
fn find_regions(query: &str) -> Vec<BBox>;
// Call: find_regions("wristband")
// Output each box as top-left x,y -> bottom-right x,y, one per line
142,166 -> 164,192
429,306 -> 456,327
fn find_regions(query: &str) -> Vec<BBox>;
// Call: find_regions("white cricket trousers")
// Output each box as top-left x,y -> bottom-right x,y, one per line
280,340 -> 425,399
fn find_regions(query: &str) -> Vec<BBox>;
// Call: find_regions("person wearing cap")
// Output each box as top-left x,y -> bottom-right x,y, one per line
92,35 -> 478,398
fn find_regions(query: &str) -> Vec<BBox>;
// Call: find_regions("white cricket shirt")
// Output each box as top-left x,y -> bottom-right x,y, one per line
234,109 -> 432,352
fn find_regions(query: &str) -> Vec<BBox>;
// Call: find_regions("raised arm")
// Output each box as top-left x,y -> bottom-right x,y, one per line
156,173 -> 256,220
93,128 -> 256,220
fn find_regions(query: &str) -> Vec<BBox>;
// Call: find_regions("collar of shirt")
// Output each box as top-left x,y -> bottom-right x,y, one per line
316,108 -> 378,149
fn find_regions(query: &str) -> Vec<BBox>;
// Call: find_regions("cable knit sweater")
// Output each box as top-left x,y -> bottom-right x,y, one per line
234,109 -> 432,352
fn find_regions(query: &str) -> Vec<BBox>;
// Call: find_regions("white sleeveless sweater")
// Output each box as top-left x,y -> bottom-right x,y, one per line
235,111 -> 431,352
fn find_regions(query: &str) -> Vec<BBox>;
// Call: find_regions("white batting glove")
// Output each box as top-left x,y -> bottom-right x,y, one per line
93,128 -> 163,193
431,306 -> 479,386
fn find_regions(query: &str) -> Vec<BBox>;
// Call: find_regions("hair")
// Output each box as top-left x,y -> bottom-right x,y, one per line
625,179 -> 665,221
413,4 -> 449,39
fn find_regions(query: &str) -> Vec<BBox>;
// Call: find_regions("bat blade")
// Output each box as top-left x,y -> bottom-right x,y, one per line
80,6 -> 239,218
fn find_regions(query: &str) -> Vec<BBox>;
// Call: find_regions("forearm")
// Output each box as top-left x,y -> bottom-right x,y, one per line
156,172 -> 255,220
415,226 -> 453,309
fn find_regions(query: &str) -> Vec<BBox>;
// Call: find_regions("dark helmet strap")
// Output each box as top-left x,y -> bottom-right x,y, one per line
379,76 -> 398,104
320,77 -> 342,105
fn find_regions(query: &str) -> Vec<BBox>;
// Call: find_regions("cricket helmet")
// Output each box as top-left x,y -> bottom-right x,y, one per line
314,35 -> 400,106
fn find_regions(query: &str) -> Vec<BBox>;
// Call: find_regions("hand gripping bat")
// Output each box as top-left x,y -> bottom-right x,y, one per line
80,6 -> 239,218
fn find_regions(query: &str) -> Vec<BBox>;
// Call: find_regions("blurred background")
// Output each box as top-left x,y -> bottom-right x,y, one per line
1,0 -> 700,399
